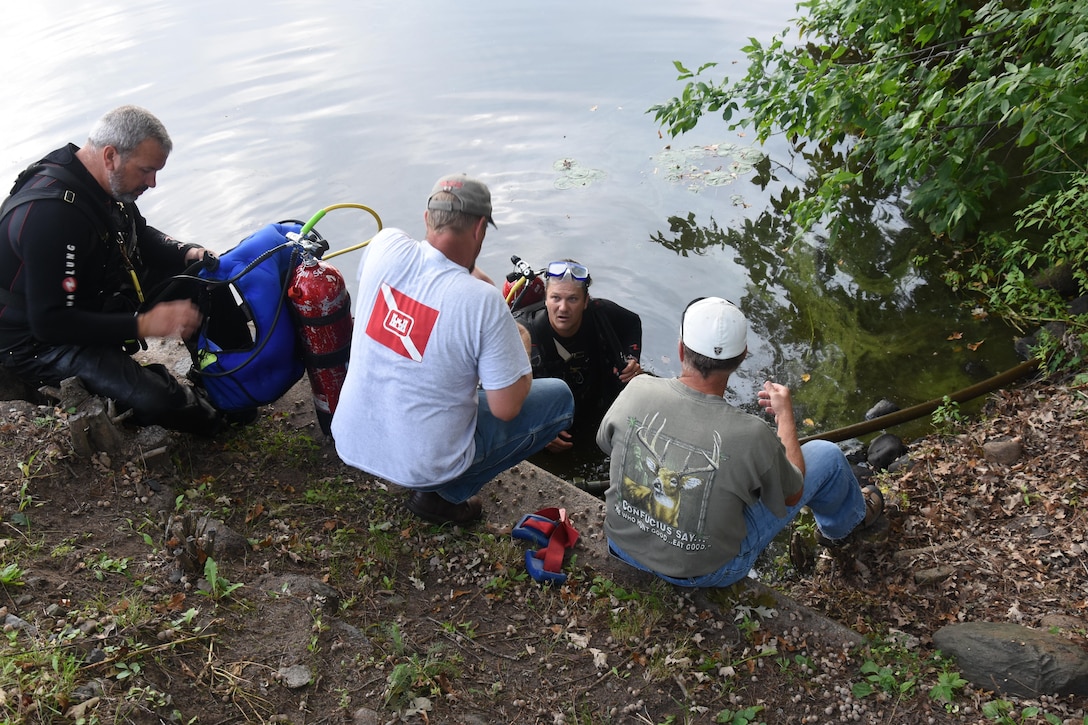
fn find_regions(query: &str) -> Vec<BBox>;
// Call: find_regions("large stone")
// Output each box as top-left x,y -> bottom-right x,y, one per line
865,398 -> 900,420
933,621 -> 1088,697
867,433 -> 908,472
983,436 -> 1023,466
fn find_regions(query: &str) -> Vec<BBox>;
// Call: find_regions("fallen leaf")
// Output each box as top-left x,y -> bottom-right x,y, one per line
66,697 -> 100,721
245,503 -> 265,523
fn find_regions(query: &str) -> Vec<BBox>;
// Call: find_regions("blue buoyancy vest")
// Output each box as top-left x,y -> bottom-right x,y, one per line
192,222 -> 305,411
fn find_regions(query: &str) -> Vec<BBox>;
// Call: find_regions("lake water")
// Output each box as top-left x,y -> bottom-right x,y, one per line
1,1 -> 1022,478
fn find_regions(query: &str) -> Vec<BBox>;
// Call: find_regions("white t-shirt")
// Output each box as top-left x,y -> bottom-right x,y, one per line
331,228 -> 530,486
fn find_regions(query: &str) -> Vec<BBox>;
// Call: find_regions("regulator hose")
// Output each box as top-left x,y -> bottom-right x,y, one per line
798,358 -> 1041,444
299,203 -> 383,260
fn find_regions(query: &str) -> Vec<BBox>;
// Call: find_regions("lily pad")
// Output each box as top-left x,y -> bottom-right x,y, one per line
654,142 -> 766,189
553,159 -> 606,189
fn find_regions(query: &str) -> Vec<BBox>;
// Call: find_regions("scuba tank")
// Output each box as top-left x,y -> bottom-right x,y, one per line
287,255 -> 352,437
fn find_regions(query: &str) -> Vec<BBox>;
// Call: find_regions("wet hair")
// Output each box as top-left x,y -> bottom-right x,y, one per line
426,191 -> 484,233
544,258 -> 592,293
87,105 -> 172,157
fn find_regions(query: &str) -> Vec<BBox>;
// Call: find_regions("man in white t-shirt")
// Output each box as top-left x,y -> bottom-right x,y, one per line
332,174 -> 574,525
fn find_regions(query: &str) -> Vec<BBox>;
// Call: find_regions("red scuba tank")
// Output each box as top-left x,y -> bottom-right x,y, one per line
503,275 -> 545,312
287,257 -> 353,437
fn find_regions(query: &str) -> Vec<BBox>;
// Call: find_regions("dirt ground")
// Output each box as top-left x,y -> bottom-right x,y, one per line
1,340 -> 1087,724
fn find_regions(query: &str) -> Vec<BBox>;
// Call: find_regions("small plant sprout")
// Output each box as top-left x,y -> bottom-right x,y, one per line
199,557 -> 244,600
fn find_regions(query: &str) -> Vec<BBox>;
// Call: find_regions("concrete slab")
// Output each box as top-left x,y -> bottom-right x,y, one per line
144,339 -> 865,652
486,460 -> 864,652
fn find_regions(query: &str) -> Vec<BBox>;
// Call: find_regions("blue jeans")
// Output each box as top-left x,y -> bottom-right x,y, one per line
426,377 -> 574,503
608,439 -> 864,588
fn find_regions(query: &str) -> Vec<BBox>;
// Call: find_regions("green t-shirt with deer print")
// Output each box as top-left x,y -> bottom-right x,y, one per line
597,376 -> 802,579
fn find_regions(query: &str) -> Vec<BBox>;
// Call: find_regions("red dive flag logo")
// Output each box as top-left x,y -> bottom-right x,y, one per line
365,283 -> 439,362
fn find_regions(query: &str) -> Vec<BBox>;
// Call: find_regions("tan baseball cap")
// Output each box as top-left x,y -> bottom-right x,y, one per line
426,173 -> 497,227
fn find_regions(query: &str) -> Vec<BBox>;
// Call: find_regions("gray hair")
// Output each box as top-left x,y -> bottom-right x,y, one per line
87,105 -> 172,157
426,191 -> 479,233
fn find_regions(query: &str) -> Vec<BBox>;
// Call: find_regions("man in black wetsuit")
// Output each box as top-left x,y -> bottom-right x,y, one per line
522,259 -> 643,454
0,105 -> 222,434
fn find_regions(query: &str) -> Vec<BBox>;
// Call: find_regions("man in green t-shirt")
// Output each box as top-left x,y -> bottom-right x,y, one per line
596,297 -> 884,587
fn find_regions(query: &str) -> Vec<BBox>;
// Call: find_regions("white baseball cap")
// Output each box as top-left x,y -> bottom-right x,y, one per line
682,297 -> 748,360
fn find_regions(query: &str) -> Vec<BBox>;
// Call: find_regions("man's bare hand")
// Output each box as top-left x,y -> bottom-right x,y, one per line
545,430 -> 574,453
137,300 -> 202,340
184,246 -> 213,265
758,380 -> 804,476
616,356 -> 643,383
757,381 -> 796,427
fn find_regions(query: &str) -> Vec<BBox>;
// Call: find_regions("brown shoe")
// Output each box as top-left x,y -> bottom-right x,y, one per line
817,484 -> 886,547
406,491 -> 483,526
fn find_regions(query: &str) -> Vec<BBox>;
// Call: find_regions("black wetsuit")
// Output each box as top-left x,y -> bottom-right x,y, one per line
523,298 -> 642,437
0,144 -> 219,433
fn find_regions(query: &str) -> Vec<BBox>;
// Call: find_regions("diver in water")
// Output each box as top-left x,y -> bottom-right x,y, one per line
518,259 -> 644,454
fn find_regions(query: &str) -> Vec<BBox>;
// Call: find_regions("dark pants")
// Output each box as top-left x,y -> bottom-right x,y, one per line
1,342 -> 221,435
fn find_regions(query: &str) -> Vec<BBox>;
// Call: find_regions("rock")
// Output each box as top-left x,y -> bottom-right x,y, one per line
914,566 -> 955,586
70,678 -> 105,702
251,573 -> 341,611
4,612 -> 37,636
983,436 -> 1023,466
1032,265 -> 1080,296
1016,321 -> 1067,361
277,664 -> 312,688
933,621 -> 1088,697
865,398 -> 900,420
849,461 -> 871,482
1040,614 -> 1087,633
867,433 -> 907,472
142,478 -> 176,514
133,425 -> 175,470
353,707 -> 381,725
2,399 -> 40,419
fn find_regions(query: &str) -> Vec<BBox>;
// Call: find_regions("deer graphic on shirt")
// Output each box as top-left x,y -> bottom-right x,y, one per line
622,413 -> 721,528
